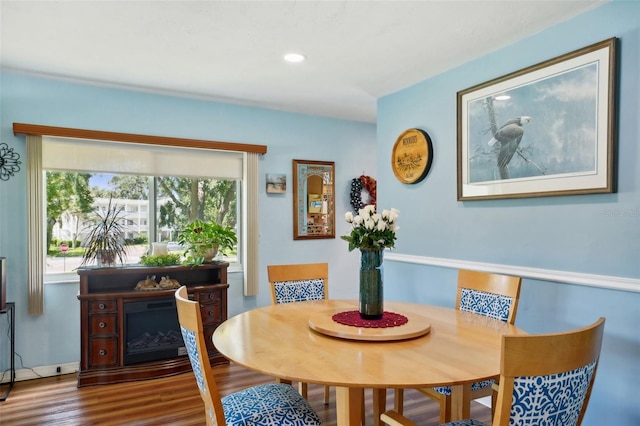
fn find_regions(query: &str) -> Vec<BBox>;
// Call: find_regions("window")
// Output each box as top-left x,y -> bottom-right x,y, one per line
46,172 -> 240,275
18,124 -> 264,315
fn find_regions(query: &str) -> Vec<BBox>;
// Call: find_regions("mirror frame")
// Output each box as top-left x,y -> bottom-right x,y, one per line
292,159 -> 336,240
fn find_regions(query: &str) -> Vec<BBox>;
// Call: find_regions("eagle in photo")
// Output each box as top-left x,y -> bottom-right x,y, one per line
487,116 -> 532,178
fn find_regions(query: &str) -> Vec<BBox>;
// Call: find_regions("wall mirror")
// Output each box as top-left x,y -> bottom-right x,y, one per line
293,159 -> 335,240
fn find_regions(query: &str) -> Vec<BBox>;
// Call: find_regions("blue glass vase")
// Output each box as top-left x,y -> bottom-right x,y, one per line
359,249 -> 384,319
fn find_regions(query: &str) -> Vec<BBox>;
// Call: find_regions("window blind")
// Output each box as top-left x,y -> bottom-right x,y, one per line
42,137 -> 243,180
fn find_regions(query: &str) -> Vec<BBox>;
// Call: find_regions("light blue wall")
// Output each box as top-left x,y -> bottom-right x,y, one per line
1,2 -> 638,424
378,2 -> 639,425
0,72 -> 374,370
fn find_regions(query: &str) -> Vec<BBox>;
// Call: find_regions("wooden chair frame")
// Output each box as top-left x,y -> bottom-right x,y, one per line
455,269 -> 521,325
267,262 -> 329,305
175,286 -> 226,425
176,286 -> 322,425
384,317 -> 605,426
267,262 -> 330,403
493,317 -> 605,425
395,269 -> 522,423
380,317 -> 605,426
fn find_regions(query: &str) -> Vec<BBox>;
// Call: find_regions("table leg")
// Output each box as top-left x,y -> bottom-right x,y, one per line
336,386 -> 364,426
372,388 -> 387,426
449,384 -> 471,421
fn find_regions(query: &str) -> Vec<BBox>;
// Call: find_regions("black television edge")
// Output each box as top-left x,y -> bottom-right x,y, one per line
0,257 -> 6,313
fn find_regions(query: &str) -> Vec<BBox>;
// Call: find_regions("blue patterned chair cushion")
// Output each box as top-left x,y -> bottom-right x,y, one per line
441,420 -> 488,426
181,326 -> 321,425
459,288 -> 513,322
433,379 -> 494,396
223,383 -> 322,425
441,361 -> 597,426
510,360 -> 597,425
180,326 -> 207,394
274,278 -> 325,303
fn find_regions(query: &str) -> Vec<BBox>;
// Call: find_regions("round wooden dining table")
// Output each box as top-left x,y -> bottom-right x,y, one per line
212,299 -> 525,426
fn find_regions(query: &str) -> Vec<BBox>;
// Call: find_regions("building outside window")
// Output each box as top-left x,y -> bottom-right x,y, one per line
46,172 -> 239,277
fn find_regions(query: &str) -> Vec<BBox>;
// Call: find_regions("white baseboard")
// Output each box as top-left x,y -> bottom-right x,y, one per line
7,361 -> 79,382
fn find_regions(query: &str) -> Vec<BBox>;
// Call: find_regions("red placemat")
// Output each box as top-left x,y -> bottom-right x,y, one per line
332,310 -> 408,328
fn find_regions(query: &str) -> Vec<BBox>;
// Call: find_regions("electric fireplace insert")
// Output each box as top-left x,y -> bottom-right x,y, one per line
123,298 -> 186,365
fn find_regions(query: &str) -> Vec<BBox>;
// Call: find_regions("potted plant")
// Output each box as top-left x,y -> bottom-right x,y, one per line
80,198 -> 130,268
139,253 -> 182,267
177,219 -> 237,266
341,205 -> 400,319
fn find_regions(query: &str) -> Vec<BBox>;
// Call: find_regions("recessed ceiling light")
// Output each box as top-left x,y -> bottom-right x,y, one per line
495,94 -> 511,101
284,53 -> 306,63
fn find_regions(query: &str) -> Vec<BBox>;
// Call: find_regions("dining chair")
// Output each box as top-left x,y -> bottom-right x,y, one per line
381,317 -> 606,426
174,286 -> 322,426
267,262 -> 331,404
394,269 -> 522,423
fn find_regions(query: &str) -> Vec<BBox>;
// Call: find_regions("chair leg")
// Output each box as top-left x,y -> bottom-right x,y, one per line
324,385 -> 330,405
491,388 -> 498,419
394,389 -> 404,415
441,395 -> 452,424
298,382 -> 308,399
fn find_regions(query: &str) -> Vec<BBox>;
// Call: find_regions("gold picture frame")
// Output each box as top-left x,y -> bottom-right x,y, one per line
292,159 -> 335,240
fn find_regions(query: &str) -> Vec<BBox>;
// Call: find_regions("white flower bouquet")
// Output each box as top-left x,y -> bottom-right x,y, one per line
341,205 -> 399,252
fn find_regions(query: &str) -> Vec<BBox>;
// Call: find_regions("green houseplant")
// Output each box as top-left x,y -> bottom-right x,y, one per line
177,219 -> 237,266
139,253 -> 182,267
80,198 -> 129,268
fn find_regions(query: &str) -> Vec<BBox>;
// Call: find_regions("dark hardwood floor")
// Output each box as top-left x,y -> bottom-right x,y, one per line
0,362 -> 491,425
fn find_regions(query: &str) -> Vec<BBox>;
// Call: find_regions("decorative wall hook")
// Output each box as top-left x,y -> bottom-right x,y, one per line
0,143 -> 21,181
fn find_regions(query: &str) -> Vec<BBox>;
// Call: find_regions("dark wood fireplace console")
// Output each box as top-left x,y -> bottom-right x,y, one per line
77,263 -> 229,387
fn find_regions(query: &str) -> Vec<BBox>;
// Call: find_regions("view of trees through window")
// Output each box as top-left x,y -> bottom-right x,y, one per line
46,171 -> 239,274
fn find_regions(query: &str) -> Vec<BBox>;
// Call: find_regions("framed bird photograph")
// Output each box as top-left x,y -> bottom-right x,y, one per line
457,37 -> 617,201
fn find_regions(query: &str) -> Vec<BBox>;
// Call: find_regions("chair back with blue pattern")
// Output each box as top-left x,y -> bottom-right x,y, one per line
175,286 -> 225,426
456,269 -> 522,325
268,263 -> 329,305
493,317 -> 605,426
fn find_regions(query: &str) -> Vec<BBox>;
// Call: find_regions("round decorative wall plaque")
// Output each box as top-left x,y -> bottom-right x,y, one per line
391,128 -> 433,184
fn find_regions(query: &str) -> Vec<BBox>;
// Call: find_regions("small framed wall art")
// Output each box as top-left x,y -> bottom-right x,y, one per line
266,173 -> 286,193
391,128 -> 433,184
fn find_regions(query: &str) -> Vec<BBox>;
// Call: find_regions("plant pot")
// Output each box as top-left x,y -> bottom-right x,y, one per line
190,244 -> 219,262
96,250 -> 116,268
202,247 -> 218,262
151,242 -> 168,256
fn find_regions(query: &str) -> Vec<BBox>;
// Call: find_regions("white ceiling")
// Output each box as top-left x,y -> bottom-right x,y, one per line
1,0 -> 605,123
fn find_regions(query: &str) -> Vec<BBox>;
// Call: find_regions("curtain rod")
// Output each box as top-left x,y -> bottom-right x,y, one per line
13,123 -> 267,155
